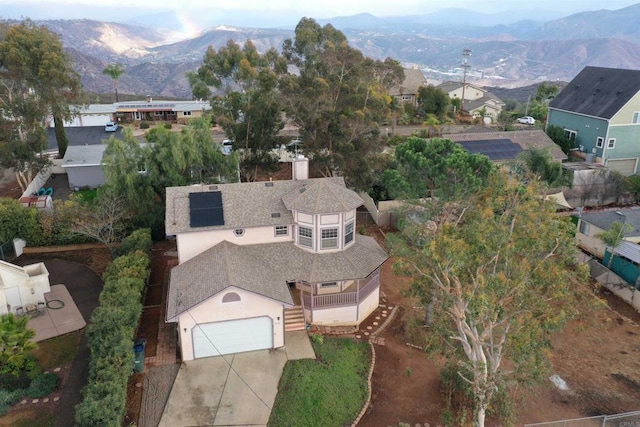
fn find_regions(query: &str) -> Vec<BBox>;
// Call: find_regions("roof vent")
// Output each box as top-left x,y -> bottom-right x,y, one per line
271,212 -> 281,218
265,182 -> 274,187
209,185 -> 218,190
299,187 -> 307,193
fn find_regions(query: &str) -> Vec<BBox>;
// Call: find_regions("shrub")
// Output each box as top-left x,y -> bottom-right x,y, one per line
139,121 -> 150,129
0,389 -> 21,415
26,372 -> 59,398
112,228 -> 152,258
163,122 -> 172,129
0,371 -> 30,392
102,250 -> 150,283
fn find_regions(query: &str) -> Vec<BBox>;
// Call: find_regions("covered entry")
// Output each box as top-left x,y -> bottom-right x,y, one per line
192,316 -> 273,358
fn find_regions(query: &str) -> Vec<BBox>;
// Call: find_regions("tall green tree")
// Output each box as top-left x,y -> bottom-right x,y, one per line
596,219 -> 633,271
280,18 -> 404,189
187,40 -> 287,181
0,21 -> 84,160
514,147 -> 570,188
0,313 -> 37,375
416,85 -> 450,119
102,63 -> 125,102
380,137 -> 495,200
390,174 -> 594,426
545,124 -> 574,155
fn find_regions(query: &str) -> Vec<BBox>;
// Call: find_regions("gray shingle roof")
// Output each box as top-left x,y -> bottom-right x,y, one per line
165,177 -> 362,235
579,208 -> 640,238
389,68 -> 427,96
549,66 -> 640,119
166,235 -> 389,320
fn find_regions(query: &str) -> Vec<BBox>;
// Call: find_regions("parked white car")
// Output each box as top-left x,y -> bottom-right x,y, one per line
105,121 -> 119,132
517,116 -> 535,125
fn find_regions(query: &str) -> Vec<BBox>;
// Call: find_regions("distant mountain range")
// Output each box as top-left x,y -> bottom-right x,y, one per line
5,3 -> 640,99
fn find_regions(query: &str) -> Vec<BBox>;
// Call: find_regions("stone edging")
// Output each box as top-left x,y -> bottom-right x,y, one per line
351,341 -> 376,426
371,305 -> 400,337
351,305 -> 400,426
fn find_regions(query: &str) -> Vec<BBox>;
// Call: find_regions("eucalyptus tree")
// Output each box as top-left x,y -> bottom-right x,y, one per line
188,40 -> 288,181
280,18 -> 404,189
390,174 -> 595,426
0,21 -> 84,161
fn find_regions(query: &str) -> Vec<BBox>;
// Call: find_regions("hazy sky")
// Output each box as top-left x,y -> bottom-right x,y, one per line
5,0 -> 640,20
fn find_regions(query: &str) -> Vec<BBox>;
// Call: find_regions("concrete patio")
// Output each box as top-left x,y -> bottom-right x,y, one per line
159,330 -> 315,427
27,284 -> 86,342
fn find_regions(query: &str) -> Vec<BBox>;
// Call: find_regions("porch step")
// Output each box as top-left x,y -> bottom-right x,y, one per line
284,307 -> 306,332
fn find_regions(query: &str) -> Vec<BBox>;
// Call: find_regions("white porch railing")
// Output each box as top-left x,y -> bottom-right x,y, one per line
301,272 -> 381,309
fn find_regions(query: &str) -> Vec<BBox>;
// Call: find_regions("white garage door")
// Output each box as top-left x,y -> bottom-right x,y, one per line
65,114 -> 112,127
607,158 -> 638,176
192,316 -> 273,358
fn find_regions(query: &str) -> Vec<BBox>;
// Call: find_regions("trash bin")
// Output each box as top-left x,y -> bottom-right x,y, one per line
133,338 -> 146,373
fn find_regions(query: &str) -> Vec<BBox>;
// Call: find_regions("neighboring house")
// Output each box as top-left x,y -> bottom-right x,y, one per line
547,66 -> 640,176
576,208 -> 640,286
437,81 -> 505,119
0,260 -> 50,316
114,98 -> 210,124
61,144 -> 109,189
389,68 -> 428,107
48,98 -> 211,129
164,158 -> 388,361
443,130 -> 567,163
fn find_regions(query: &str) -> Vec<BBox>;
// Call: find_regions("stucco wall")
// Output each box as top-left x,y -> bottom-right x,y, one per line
177,225 -> 294,263
65,166 -> 106,190
175,286 -> 285,361
0,262 -> 50,315
576,220 -> 607,258
310,287 -> 380,326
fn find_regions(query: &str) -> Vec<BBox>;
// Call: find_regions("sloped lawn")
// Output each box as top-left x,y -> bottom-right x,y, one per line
268,337 -> 370,427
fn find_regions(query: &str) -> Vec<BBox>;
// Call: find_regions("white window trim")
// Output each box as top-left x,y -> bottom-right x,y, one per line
344,221 -> 354,246
298,226 -> 313,248
320,227 -> 338,250
607,138 -> 616,149
564,129 -> 577,140
183,111 -> 193,116
579,220 -> 590,236
596,137 -> 604,148
154,111 -> 164,116
633,111 -> 640,124
274,225 -> 288,237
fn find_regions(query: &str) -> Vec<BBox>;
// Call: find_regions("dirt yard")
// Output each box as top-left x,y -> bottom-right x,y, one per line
359,224 -> 640,426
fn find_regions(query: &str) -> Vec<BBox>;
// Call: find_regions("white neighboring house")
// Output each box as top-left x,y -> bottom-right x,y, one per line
0,260 -> 50,316
165,157 -> 389,361
64,104 -> 117,127
437,81 -> 505,119
576,209 -> 640,258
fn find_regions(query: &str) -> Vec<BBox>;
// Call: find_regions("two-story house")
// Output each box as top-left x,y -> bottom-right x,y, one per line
389,68 -> 428,107
164,157 -> 388,361
437,81 -> 505,119
547,66 -> 640,176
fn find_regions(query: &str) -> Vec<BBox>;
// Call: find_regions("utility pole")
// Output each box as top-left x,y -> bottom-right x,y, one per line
460,49 -> 471,114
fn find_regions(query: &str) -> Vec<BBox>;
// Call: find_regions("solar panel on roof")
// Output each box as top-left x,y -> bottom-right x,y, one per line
458,138 -> 523,161
189,191 -> 224,227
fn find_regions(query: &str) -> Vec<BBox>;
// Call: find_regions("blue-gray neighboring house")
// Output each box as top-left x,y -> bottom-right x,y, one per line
547,66 -> 640,176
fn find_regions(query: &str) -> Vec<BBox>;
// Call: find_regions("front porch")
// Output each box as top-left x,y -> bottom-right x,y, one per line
293,269 -> 381,326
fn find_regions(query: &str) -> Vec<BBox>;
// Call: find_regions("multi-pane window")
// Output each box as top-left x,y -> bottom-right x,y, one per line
183,111 -> 192,116
298,226 -> 313,248
344,221 -> 354,245
579,220 -> 590,235
633,112 -> 640,123
564,129 -> 577,140
596,137 -> 604,148
275,225 -> 288,236
321,228 -> 338,249
608,138 -> 616,149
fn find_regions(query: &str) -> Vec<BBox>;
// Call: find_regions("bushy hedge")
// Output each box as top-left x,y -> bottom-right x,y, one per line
0,372 -> 59,415
75,229 -> 152,427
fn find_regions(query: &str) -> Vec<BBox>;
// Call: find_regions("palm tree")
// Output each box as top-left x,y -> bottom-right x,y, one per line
0,313 -> 37,375
102,63 -> 125,102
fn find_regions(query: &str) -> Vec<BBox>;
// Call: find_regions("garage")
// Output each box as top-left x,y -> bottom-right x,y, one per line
606,158 -> 638,176
65,114 -> 112,127
192,316 -> 273,358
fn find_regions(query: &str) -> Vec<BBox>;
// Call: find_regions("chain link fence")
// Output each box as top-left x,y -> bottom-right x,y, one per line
525,411 -> 640,427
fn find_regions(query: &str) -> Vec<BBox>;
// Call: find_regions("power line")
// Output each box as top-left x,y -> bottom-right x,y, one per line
460,49 -> 472,114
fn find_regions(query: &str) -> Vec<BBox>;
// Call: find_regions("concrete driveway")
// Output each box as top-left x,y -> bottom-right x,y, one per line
159,330 -> 315,427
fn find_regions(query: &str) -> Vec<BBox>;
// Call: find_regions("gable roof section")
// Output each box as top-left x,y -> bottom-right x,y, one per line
443,130 -> 567,162
166,235 -> 389,320
579,208 -> 640,238
389,68 -> 427,96
549,66 -> 640,119
166,177 -> 363,235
